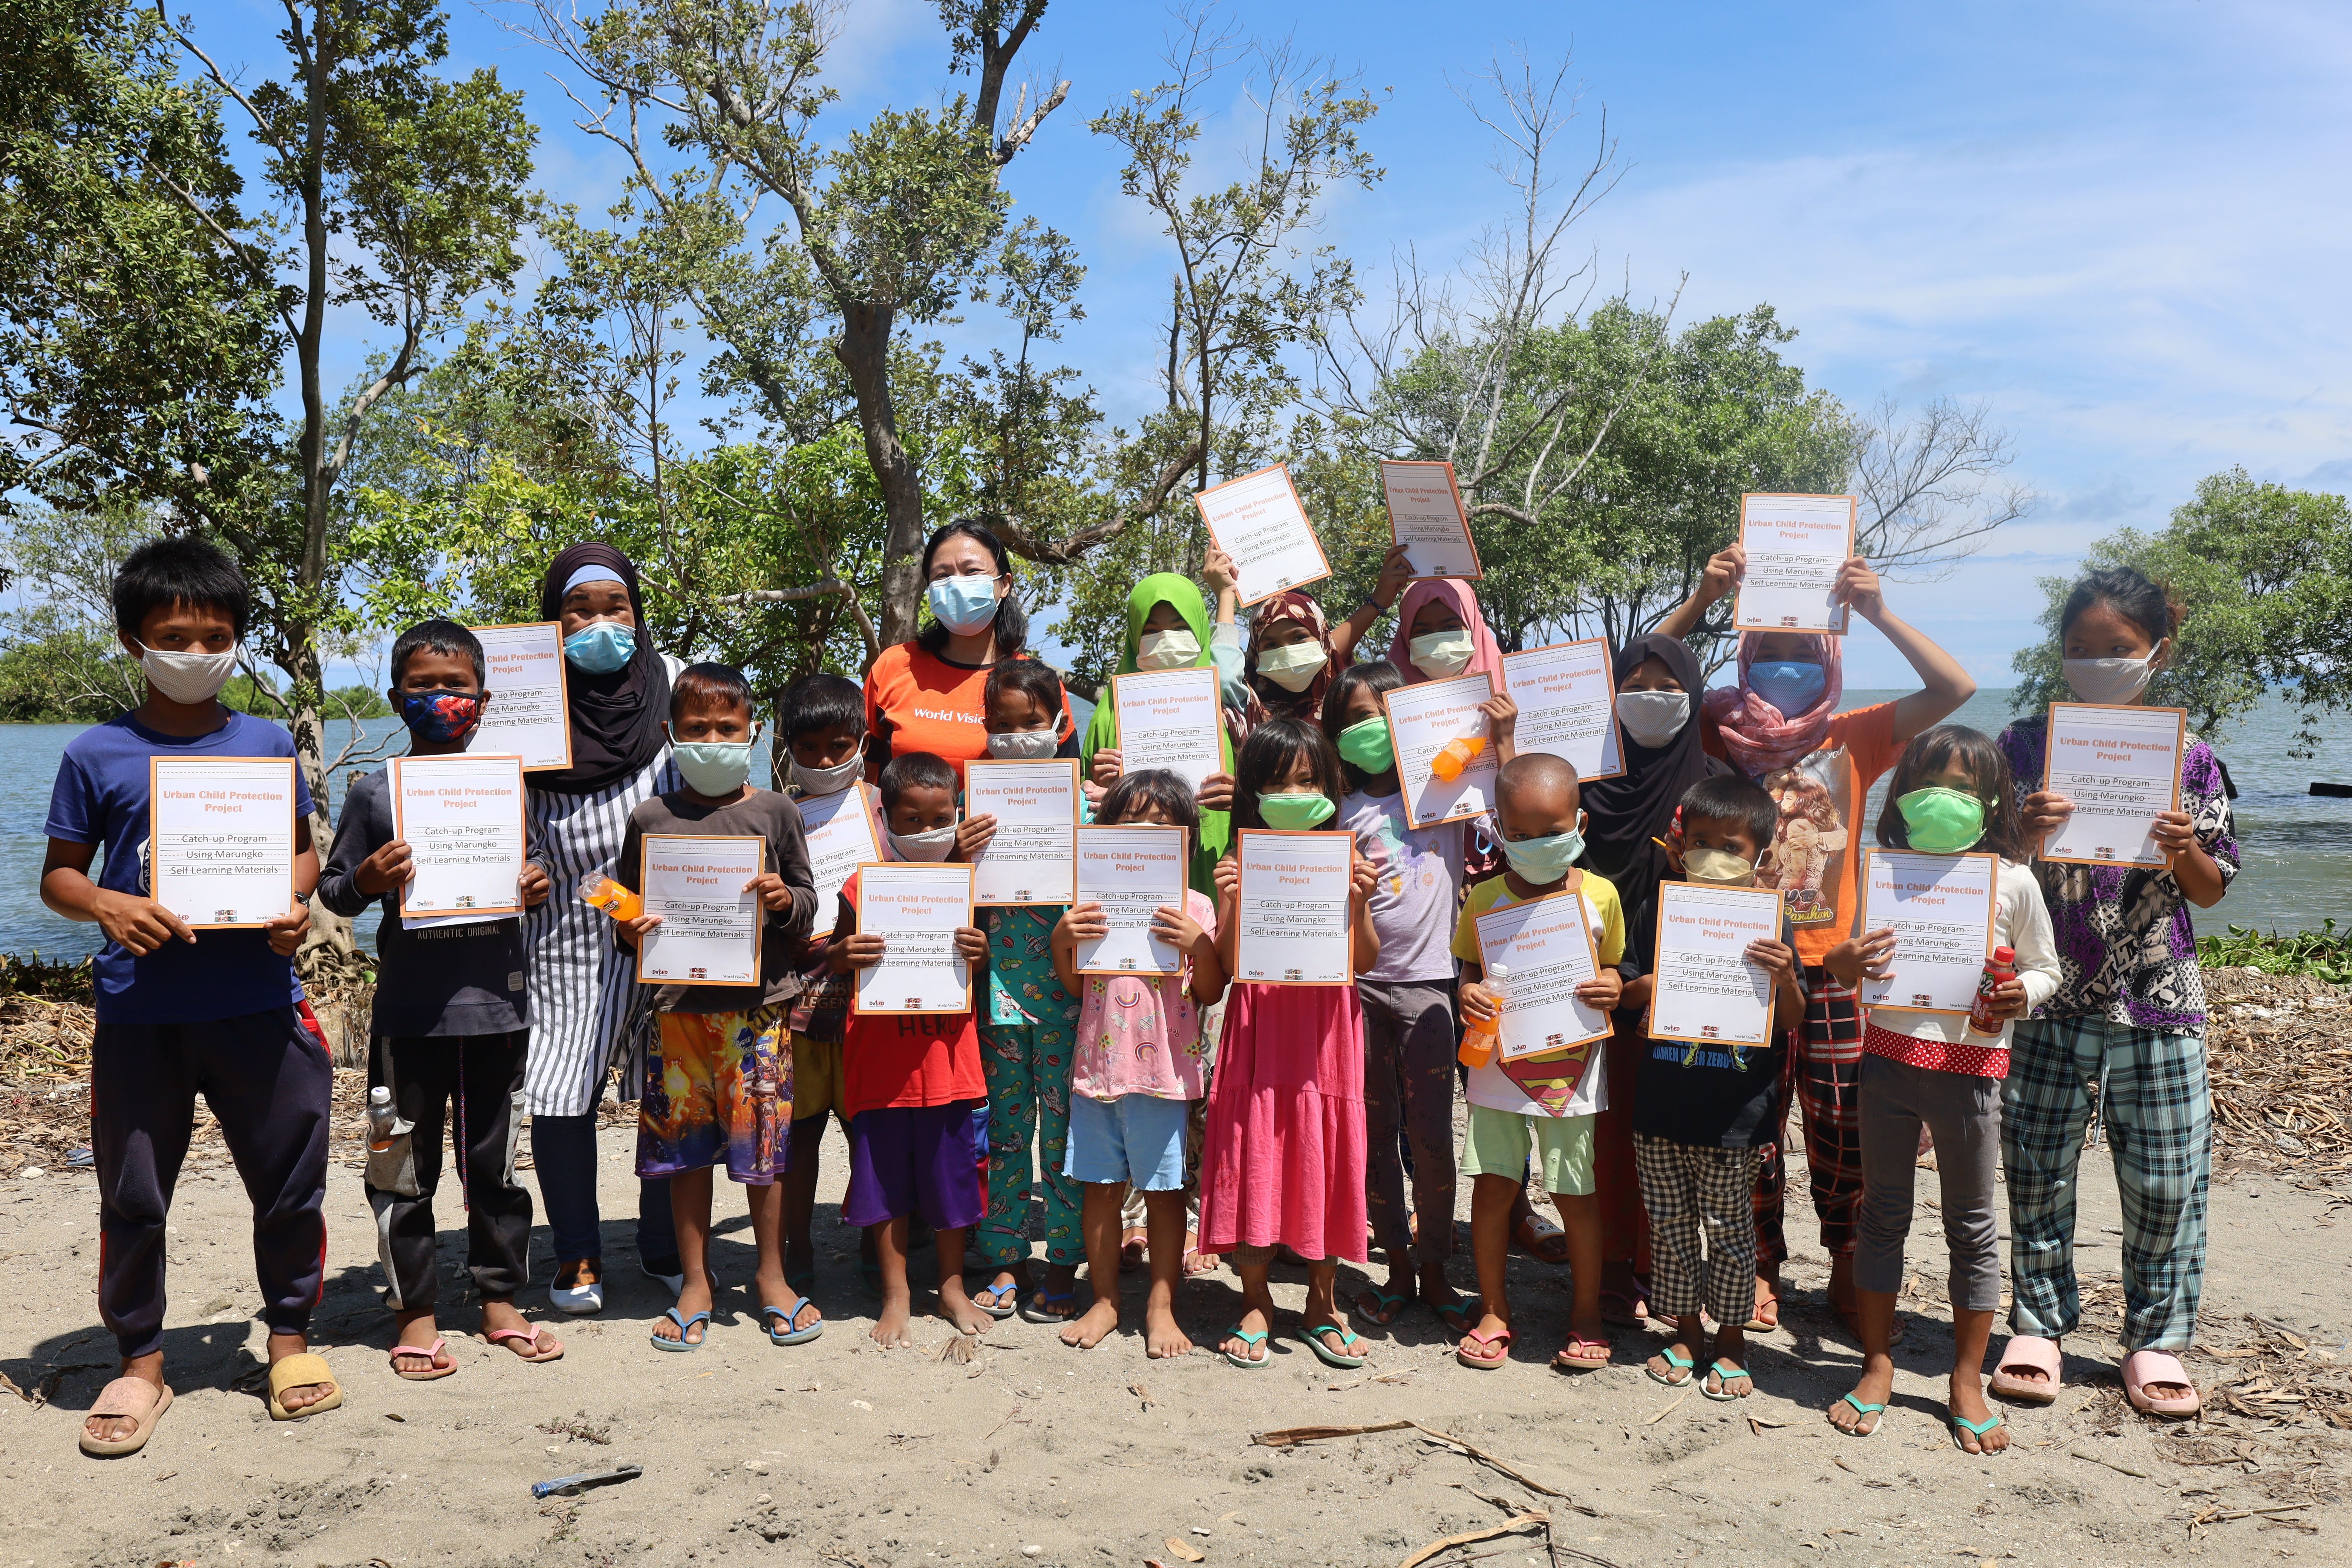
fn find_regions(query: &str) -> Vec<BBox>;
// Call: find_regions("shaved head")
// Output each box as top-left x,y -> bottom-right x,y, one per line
1497,751 -> 1578,805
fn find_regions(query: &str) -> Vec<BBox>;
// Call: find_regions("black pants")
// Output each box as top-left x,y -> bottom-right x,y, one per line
366,1032 -> 533,1310
92,1008 -> 332,1361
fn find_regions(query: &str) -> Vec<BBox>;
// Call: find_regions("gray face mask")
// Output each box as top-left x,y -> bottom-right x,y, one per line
1615,689 -> 1690,749
789,753 -> 863,796
886,823 -> 958,862
985,729 -> 1059,760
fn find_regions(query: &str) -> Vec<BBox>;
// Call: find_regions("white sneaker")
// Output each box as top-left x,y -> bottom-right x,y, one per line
642,1259 -> 685,1295
549,1258 -> 604,1315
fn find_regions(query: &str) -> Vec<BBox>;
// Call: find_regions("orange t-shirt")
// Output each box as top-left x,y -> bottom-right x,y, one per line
1704,701 -> 1903,967
838,871 -> 984,1117
862,643 -> 1074,779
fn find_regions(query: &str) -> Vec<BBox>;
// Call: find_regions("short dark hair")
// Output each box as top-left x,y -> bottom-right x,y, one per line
389,619 -> 485,687
112,535 -> 248,640
985,657 -> 1065,733
1678,772 -> 1777,847
879,750 -> 957,809
780,673 -> 864,742
1231,717 -> 1346,831
1320,660 -> 1404,788
1875,724 -> 2031,861
1097,768 -> 1200,832
1496,751 -> 1579,808
671,662 -> 754,720
916,518 -> 1028,657
2058,565 -> 2178,648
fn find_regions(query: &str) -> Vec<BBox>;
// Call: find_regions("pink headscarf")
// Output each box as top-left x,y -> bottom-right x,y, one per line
1388,579 -> 1505,685
1701,631 -> 1845,776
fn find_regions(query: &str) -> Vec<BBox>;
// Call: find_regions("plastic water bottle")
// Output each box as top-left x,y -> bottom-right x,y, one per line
577,870 -> 644,922
366,1086 -> 398,1154
1458,963 -> 1508,1067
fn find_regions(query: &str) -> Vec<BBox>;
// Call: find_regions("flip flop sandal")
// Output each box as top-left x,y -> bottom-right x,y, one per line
1989,1334 -> 2062,1404
1949,1411 -> 2007,1452
1511,1211 -> 1570,1265
1455,1325 -> 1513,1370
266,1353 -> 343,1421
1354,1288 -> 1409,1326
1646,1346 -> 1696,1387
1835,1393 -> 1886,1438
1701,1359 -> 1755,1401
1119,1230 -> 1149,1273
1018,1289 -> 1078,1325
1744,1294 -> 1783,1333
650,1308 -> 710,1352
388,1338 -> 456,1381
78,1378 -> 172,1457
1222,1327 -> 1273,1369
485,1325 -> 564,1364
785,1266 -> 816,1299
1599,1289 -> 1650,1329
1553,1334 -> 1613,1372
1434,1294 -> 1482,1333
762,1295 -> 824,1346
969,1277 -> 1021,1319
1296,1322 -> 1368,1369
1835,1305 -> 1909,1346
2122,1349 -> 2202,1418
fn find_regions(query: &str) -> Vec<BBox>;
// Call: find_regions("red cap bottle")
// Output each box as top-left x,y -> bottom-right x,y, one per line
1966,945 -> 2018,1036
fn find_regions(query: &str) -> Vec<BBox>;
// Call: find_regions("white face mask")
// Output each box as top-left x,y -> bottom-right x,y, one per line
2062,641 -> 2166,706
1408,629 -> 1474,678
986,728 -> 1059,760
886,822 -> 959,862
1256,640 -> 1329,692
1615,689 -> 1690,749
789,753 -> 863,797
137,642 -> 240,705
1135,629 -> 1200,671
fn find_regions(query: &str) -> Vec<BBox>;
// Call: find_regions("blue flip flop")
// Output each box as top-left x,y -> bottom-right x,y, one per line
1837,1392 -> 1886,1438
651,1307 -> 709,1352
1646,1345 -> 1696,1387
1949,1410 -> 2006,1453
1018,1288 -> 1077,1325
1222,1327 -> 1272,1369
970,1276 -> 1020,1319
1296,1322 -> 1368,1370
763,1296 -> 824,1346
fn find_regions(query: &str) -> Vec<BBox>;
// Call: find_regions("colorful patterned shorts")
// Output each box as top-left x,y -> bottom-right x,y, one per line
637,1008 -> 790,1185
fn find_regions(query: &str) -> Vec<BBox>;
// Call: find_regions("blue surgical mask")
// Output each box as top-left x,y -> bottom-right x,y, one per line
564,621 -> 637,674
1501,824 -> 1585,883
1749,660 -> 1826,715
926,573 -> 1002,636
668,723 -> 758,795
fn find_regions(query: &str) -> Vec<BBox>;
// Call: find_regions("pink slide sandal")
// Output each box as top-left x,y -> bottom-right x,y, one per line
1989,1335 -> 2061,1404
2123,1349 -> 2200,1418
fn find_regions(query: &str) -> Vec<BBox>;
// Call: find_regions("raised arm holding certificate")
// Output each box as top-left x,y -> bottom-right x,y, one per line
467,622 -> 571,770
1195,464 -> 1331,606
1074,824 -> 1189,975
636,833 -> 764,987
1382,673 -> 1499,829
1379,459 -> 1482,580
1856,850 -> 2000,1015
388,753 -> 527,920
1233,829 -> 1352,985
149,756 -> 298,928
1471,890 -> 1611,1061
1109,666 -> 1225,792
1646,883 -> 1782,1047
799,781 -> 882,917
1499,639 -> 1623,782
2041,703 -> 2187,868
966,760 -> 1079,905
1733,492 -> 1856,635
854,862 -> 975,1014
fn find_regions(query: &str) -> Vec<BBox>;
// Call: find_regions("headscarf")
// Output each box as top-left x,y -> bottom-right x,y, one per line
1081,573 -> 1233,883
1579,634 -> 1724,947
1700,629 -> 1845,777
1387,578 -> 1505,686
533,542 -> 672,794
1242,589 -> 1340,721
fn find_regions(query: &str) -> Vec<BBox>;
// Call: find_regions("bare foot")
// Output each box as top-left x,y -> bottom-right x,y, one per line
84,1354 -> 165,1444
652,1273 -> 714,1347
266,1332 -> 336,1413
1060,1298 -> 1119,1349
871,1289 -> 916,1348
936,1277 -> 994,1337
1144,1300 -> 1193,1359
1949,1376 -> 2011,1454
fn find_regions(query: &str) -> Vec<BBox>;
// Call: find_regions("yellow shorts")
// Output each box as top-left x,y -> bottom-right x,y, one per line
790,1032 -> 848,1124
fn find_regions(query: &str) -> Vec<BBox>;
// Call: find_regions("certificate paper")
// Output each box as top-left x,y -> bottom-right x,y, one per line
1471,890 -> 1611,1061
468,622 -> 572,771
1074,824 -> 1189,976
1379,459 -> 1482,580
1499,639 -> 1623,782
147,757 -> 298,929
1383,673 -> 1499,829
389,753 -> 527,920
1233,830 -> 1352,986
2041,703 -> 2187,868
966,760 -> 1079,906
1110,667 -> 1225,792
854,862 -> 975,1015
1196,464 -> 1331,606
799,782 -> 884,919
1856,851 -> 2000,1016
1732,493 -> 1856,636
1646,883 -> 1783,1047
636,834 -> 763,987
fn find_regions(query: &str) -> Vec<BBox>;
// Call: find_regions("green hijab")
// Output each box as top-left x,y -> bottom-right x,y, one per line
1082,572 -> 1234,888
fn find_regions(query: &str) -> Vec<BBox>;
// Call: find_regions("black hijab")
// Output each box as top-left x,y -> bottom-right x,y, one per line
1579,632 -> 1721,922
533,543 -> 671,794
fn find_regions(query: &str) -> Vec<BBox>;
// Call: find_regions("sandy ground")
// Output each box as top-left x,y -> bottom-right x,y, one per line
3,1092 -> 2349,1568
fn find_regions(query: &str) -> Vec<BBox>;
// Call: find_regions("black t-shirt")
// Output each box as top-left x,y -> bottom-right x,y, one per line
318,767 -> 535,1038
1630,879 -> 1791,1149
616,787 -> 818,1014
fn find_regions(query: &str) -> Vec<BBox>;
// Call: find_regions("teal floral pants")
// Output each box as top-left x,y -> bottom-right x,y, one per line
978,1017 -> 1081,1268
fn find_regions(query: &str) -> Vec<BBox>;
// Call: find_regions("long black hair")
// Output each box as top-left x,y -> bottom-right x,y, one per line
1319,659 -> 1404,792
1875,724 -> 2032,862
1231,717 -> 1348,832
916,518 -> 1028,658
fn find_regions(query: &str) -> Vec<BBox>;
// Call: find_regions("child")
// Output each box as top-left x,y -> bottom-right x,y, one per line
1081,573 -> 1236,892
610,663 -> 820,1350
828,750 -> 996,1346
318,619 -> 558,1379
1824,726 -> 2060,1450
42,537 -> 335,1453
1323,661 -> 1474,1332
1452,753 -> 1626,1372
1199,718 -> 1381,1369
963,659 -> 1086,1323
1633,774 -> 1802,1401
1050,770 -> 1227,1355
1992,567 -> 2236,1420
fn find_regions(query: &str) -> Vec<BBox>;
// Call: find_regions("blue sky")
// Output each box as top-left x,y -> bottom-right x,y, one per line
188,0 -> 2352,688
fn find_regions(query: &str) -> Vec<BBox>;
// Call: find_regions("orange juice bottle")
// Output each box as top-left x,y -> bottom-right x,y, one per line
1430,734 -> 1486,782
1457,963 -> 1507,1067
577,871 -> 643,922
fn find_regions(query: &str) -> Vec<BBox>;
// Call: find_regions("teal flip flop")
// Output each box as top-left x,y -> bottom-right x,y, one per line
1354,1288 -> 1409,1326
1646,1345 -> 1696,1387
1296,1321 -> 1367,1370
785,1266 -> 816,1298
1837,1392 -> 1886,1438
763,1296 -> 824,1346
651,1307 -> 709,1352
1949,1410 -> 2006,1453
1701,1358 -> 1754,1401
1435,1294 -> 1482,1334
1222,1327 -> 1272,1369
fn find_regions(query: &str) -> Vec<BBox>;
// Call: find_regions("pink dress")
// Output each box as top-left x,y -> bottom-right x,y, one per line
1197,981 -> 1368,1263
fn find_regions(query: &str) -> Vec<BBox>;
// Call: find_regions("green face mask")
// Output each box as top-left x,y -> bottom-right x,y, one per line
1896,786 -> 1989,853
1257,790 -> 1337,830
1335,716 -> 1395,773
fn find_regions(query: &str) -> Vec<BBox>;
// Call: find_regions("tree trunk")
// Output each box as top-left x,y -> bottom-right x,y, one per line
835,301 -> 928,656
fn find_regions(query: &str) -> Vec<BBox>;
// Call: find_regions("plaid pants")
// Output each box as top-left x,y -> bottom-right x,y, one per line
1636,1133 -> 1762,1324
2003,1017 -> 2210,1352
1751,965 -> 1866,1258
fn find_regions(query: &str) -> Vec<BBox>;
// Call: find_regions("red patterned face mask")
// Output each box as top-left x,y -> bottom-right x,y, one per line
398,691 -> 482,743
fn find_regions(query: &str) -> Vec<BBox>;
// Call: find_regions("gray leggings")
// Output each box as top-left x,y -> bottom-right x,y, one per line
1856,1052 -> 2002,1312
